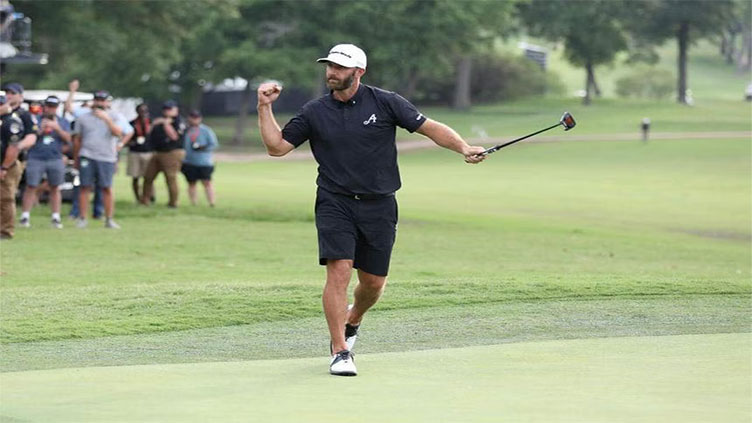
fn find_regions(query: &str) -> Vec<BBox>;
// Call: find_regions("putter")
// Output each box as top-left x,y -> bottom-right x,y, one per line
477,112 -> 576,157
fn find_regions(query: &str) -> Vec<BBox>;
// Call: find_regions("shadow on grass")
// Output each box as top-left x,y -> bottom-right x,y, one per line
111,200 -> 313,223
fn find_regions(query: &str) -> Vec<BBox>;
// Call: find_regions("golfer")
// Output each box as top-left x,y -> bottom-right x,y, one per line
257,44 -> 486,376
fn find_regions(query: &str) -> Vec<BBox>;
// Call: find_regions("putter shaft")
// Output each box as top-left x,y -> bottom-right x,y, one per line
478,122 -> 561,156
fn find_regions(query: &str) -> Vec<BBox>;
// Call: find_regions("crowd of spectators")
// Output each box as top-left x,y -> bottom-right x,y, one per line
0,80 -> 219,239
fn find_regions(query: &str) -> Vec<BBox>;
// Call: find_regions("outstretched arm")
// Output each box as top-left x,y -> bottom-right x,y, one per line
416,118 -> 486,164
256,82 -> 295,157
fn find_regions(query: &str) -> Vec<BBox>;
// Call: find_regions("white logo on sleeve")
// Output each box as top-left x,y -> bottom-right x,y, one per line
416,113 -> 424,121
363,113 -> 377,125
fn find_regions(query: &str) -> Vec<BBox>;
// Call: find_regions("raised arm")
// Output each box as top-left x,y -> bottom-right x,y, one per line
65,79 -> 78,115
416,118 -> 486,164
256,82 -> 295,157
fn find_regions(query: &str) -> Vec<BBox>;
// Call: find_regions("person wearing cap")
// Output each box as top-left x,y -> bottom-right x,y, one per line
123,103 -> 153,203
181,110 -> 218,207
71,89 -> 124,229
256,44 -> 487,376
141,100 -> 186,208
0,83 -> 39,239
18,96 -> 71,229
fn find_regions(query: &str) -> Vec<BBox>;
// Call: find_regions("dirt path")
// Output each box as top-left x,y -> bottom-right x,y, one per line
214,131 -> 752,162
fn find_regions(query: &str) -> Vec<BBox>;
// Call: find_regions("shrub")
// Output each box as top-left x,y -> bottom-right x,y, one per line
411,52 -> 552,105
616,66 -> 674,99
470,52 -> 548,103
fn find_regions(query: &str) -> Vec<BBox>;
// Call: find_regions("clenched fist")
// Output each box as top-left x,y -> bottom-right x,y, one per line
257,82 -> 282,106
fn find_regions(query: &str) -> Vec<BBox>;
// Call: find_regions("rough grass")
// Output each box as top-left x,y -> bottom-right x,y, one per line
1,137 -> 749,361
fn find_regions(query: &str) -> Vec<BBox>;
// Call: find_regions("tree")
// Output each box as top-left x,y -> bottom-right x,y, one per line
213,0 -> 323,145
518,0 -> 629,105
6,0 -> 210,99
623,0 -> 735,104
332,0 -> 517,109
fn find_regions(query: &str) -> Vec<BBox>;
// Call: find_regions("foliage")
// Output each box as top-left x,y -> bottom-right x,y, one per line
615,65 -> 675,99
621,0 -> 736,103
470,52 -> 547,103
417,52 -> 548,105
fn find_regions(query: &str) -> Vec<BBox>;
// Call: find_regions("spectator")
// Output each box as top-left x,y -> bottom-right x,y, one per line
71,90 -> 123,229
65,79 -> 104,220
124,103 -> 153,203
28,101 -> 43,119
19,96 -> 71,229
141,100 -> 186,208
182,110 -> 218,207
0,83 -> 38,239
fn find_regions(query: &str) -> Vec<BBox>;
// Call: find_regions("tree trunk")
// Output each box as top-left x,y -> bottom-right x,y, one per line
739,29 -> 752,72
726,31 -> 737,65
452,55 -> 472,110
404,68 -> 419,102
583,61 -> 594,106
186,82 -> 204,111
592,70 -> 602,97
232,82 -> 253,146
676,21 -> 689,104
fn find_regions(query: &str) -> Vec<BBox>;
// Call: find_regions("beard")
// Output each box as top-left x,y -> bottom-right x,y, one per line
326,69 -> 357,91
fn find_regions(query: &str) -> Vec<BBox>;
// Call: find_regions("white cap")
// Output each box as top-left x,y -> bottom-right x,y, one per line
317,44 -> 367,69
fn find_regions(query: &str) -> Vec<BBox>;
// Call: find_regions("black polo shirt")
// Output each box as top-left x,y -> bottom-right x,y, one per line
1,107 -> 38,162
150,116 -> 186,152
282,84 -> 427,195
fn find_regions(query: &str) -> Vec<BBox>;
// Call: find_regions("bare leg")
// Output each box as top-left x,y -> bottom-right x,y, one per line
102,186 -> 114,218
201,179 -> 215,206
348,270 -> 387,326
187,181 -> 197,205
48,185 -> 61,214
21,185 -> 37,213
79,186 -> 90,219
323,259 -> 353,354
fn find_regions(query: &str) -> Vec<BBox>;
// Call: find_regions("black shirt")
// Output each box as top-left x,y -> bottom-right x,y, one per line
150,116 -> 186,152
1,107 -> 38,162
282,84 -> 426,195
129,117 -> 153,152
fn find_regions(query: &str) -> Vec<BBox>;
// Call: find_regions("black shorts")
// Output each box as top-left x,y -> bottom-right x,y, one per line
181,163 -> 214,182
315,187 -> 398,277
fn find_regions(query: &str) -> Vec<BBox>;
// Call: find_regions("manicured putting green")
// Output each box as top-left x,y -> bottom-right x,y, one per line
2,333 -> 748,422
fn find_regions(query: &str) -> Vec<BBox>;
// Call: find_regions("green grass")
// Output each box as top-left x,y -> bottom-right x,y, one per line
208,97 -> 751,152
1,137 -> 749,353
533,39 -> 751,101
2,333 -> 749,422
206,38 -> 752,151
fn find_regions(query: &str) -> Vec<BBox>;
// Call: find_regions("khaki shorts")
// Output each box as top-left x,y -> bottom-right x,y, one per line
127,152 -> 154,178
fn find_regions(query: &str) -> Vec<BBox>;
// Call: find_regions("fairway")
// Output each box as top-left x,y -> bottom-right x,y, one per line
2,333 -> 748,422
1,132 -> 750,421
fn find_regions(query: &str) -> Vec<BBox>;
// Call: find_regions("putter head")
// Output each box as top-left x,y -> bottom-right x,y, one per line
560,112 -> 576,131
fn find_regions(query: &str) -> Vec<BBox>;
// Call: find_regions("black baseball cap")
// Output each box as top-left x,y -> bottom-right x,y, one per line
2,82 -> 23,94
162,100 -> 178,109
93,90 -> 111,100
44,95 -> 61,106
188,109 -> 202,117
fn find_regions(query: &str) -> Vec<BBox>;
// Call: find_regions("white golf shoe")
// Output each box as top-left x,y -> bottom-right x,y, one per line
329,350 -> 357,376
345,304 -> 360,351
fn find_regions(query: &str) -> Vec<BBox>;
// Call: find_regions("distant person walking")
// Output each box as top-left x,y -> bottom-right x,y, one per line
19,96 -> 71,229
125,103 -> 153,203
256,44 -> 487,376
181,110 -> 218,207
141,101 -> 186,208
71,90 -> 124,229
0,83 -> 38,239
